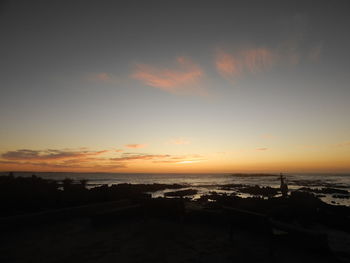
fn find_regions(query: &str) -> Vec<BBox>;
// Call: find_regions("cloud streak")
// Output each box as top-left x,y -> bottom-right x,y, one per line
131,57 -> 205,95
111,154 -> 170,162
0,148 -> 205,171
2,149 -> 108,161
256,148 -> 268,151
216,48 -> 276,81
167,137 -> 191,145
0,160 -> 126,170
0,149 -> 122,171
111,153 -> 205,164
87,72 -> 112,82
335,141 -> 350,147
125,144 -> 148,149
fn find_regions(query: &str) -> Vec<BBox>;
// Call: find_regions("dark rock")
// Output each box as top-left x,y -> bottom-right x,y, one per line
298,187 -> 349,195
238,185 -> 279,197
164,189 -> 198,197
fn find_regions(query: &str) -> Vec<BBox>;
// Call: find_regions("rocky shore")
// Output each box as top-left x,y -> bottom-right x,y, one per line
1,174 -> 350,263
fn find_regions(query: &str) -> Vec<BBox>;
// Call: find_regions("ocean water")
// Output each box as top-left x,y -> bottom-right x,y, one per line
4,172 -> 350,206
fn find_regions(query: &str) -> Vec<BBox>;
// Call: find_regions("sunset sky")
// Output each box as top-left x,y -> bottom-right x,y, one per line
1,0 -> 350,173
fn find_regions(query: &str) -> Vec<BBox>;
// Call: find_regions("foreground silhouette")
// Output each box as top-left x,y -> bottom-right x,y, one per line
1,174 -> 349,263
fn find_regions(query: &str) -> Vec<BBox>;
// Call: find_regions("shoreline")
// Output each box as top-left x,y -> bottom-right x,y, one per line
2,174 -> 350,262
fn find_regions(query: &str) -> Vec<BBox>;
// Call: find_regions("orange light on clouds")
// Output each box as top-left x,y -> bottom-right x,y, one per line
125,144 -> 148,149
241,48 -> 275,73
216,51 -> 242,78
131,57 -> 206,95
215,48 -> 276,80
177,160 -> 202,164
167,137 -> 191,145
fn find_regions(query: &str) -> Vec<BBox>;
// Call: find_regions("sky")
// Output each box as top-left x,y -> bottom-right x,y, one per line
1,0 -> 350,173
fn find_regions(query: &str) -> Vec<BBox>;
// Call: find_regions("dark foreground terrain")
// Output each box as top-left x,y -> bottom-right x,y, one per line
1,174 -> 350,263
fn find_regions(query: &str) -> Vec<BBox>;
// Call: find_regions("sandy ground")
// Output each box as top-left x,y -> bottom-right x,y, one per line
1,215 -> 345,263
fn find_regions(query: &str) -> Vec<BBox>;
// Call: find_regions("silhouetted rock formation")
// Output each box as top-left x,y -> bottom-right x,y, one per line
164,189 -> 198,197
1,174 -> 349,234
239,185 -> 279,197
298,187 -> 349,195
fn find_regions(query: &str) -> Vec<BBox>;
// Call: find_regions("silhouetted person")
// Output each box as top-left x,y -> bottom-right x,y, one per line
79,179 -> 88,189
279,173 -> 288,198
62,177 -> 73,191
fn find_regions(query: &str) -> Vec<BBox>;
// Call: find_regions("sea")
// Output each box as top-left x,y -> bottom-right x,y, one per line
3,172 -> 350,206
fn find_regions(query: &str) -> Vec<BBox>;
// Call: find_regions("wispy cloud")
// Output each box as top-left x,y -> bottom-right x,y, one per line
215,51 -> 242,78
0,148 -> 127,171
111,153 -> 205,164
111,154 -> 170,162
125,144 -> 148,149
278,14 -> 323,65
87,72 -> 112,82
1,149 -> 108,161
216,48 -> 276,81
0,148 -> 205,170
86,72 -> 128,86
167,137 -> 191,145
241,48 -> 275,73
335,141 -> 350,147
216,14 -> 323,82
131,57 -> 206,96
256,148 -> 268,151
0,160 -> 127,170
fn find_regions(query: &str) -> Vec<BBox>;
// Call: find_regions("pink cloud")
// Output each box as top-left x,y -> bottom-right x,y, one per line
96,73 -> 111,81
216,48 -> 276,80
167,137 -> 191,145
125,144 -> 148,149
241,48 -> 275,73
87,72 -> 112,82
131,57 -> 205,95
216,51 -> 242,78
